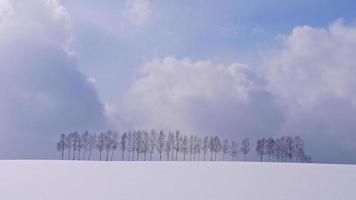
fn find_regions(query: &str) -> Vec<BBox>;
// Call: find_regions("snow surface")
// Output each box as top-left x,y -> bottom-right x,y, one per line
0,161 -> 355,200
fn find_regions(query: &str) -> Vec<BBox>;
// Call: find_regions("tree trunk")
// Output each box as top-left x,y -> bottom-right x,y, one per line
88,150 -> 92,160
111,149 -> 115,161
83,150 -> 87,161
176,149 -> 179,161
78,149 -> 81,160
106,149 -> 110,161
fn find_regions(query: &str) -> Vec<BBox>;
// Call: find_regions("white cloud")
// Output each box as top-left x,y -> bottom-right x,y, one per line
122,0 -> 152,27
0,0 -> 106,158
266,20 -> 356,163
108,57 -> 284,139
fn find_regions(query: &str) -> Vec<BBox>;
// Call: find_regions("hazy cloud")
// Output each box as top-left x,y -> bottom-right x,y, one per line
266,20 -> 356,163
108,57 -> 285,140
0,0 -> 106,159
122,0 -> 152,27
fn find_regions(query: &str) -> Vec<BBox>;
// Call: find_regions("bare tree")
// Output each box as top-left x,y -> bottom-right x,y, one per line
65,133 -> 73,160
165,132 -> 174,161
181,135 -> 188,161
57,134 -> 66,160
81,131 -> 90,160
157,130 -> 165,161
120,132 -> 127,161
97,132 -> 105,161
135,131 -> 143,161
174,131 -> 181,161
202,136 -> 209,161
266,137 -> 275,161
195,137 -> 202,161
256,138 -> 267,162
214,136 -> 221,161
240,138 -> 250,161
222,139 -> 230,161
142,130 -> 149,161
87,133 -> 97,160
72,132 -> 80,160
189,135 -> 194,161
110,132 -> 119,161
149,130 -> 157,161
208,137 -> 215,161
127,131 -> 133,161
231,141 -> 239,161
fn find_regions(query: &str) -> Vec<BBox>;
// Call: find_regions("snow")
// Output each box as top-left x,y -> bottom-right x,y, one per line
0,161 -> 355,200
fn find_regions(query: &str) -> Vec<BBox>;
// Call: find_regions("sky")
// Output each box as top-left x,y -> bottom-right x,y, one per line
1,0 -> 356,163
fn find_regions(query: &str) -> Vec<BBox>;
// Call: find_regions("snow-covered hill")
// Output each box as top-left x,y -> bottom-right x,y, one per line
0,161 -> 355,200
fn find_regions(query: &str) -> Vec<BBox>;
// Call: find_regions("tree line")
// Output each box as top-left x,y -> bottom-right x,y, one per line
56,130 -> 311,163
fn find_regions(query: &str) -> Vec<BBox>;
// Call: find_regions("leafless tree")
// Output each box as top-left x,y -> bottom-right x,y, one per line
181,135 -> 188,161
256,138 -> 266,162
120,132 -> 127,161
110,132 -> 119,161
97,132 -> 105,161
165,132 -> 174,161
240,138 -> 250,161
81,131 -> 90,160
65,133 -> 73,160
231,141 -> 239,161
142,130 -> 150,161
202,136 -> 209,161
222,139 -> 230,161
194,137 -> 202,161
87,133 -> 97,160
149,130 -> 157,161
57,134 -> 66,160
174,131 -> 181,161
157,130 -> 165,161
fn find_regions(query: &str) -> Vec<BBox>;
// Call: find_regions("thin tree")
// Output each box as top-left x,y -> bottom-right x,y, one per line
231,141 -> 239,161
81,131 -> 90,160
120,132 -> 127,161
97,132 -> 105,161
256,138 -> 266,162
57,134 -> 66,160
149,130 -> 157,161
87,133 -> 97,160
157,130 -> 165,161
181,135 -> 188,161
240,138 -> 250,161
174,131 -> 181,161
222,139 -> 230,161
110,132 -> 119,161
202,136 -> 209,161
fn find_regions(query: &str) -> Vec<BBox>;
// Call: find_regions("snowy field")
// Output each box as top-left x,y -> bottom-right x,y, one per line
0,161 -> 355,200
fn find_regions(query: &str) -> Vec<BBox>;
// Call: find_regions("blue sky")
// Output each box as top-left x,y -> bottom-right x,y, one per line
61,0 -> 356,102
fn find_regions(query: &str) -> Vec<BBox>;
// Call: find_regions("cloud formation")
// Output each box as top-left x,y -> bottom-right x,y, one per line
0,0 -> 106,158
109,20 -> 356,163
122,0 -> 152,27
266,20 -> 356,163
108,57 -> 285,140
